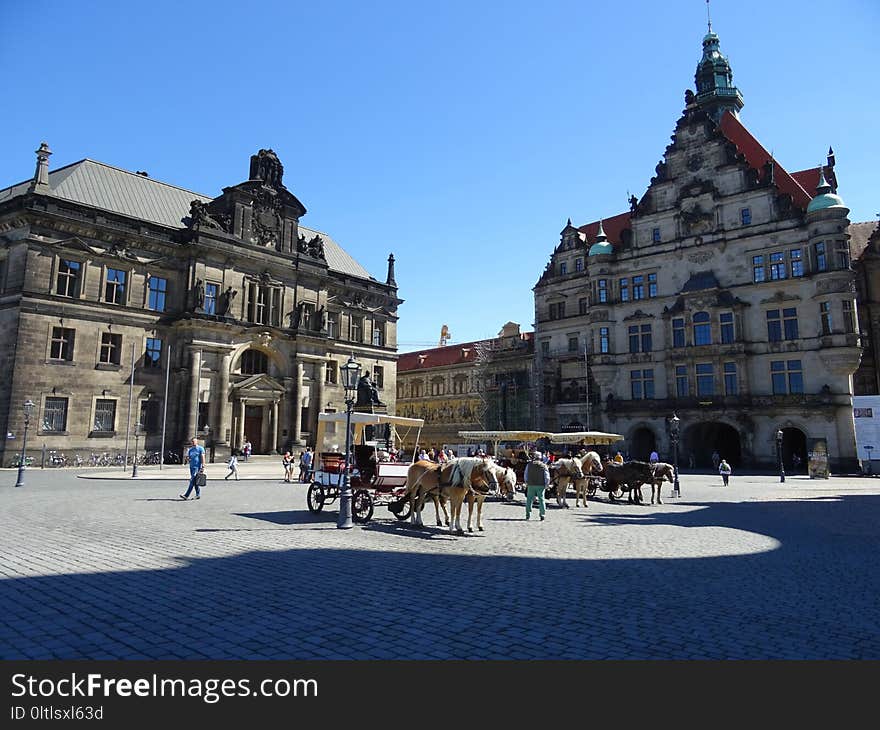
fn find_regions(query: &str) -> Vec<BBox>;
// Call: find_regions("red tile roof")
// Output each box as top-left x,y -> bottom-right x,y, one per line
398,340 -> 489,371
577,210 -> 632,244
791,166 -> 838,197
719,112 -> 812,210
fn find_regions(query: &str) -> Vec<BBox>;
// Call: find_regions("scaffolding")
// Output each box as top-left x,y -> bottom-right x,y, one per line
471,339 -> 494,430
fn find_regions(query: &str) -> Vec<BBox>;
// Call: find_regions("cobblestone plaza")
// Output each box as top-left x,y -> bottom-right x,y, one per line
1,465 -> 878,660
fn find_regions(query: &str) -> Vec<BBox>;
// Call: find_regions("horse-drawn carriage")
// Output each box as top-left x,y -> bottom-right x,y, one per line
546,431 -> 625,496
306,412 -> 424,523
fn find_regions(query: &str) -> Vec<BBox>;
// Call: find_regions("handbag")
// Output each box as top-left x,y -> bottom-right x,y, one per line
195,471 -> 207,487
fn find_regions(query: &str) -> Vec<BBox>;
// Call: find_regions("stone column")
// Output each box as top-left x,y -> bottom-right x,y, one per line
237,398 -> 246,449
270,400 -> 279,453
186,347 -> 200,439
294,361 -> 304,445
314,368 -> 325,438
217,352 -> 232,446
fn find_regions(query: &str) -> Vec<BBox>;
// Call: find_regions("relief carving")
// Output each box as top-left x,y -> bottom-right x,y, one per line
687,250 -> 713,264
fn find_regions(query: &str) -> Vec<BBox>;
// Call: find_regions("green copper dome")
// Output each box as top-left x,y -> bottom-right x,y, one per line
807,192 -> 847,213
587,219 -> 612,256
807,167 -> 847,213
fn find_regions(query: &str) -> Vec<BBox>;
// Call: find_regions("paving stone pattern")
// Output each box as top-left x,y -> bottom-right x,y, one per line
1,468 -> 879,659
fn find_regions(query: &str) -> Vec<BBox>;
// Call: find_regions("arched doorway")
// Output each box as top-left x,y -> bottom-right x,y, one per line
682,421 -> 742,468
630,427 -> 656,461
782,427 -> 807,473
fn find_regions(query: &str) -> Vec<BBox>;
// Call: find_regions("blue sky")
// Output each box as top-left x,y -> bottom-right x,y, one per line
1,1 -> 877,351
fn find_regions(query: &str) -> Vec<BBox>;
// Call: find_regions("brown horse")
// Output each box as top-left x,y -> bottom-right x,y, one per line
398,458 -> 497,535
572,451 -> 602,507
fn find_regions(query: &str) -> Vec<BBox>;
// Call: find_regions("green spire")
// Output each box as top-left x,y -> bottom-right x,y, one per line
694,22 -> 744,122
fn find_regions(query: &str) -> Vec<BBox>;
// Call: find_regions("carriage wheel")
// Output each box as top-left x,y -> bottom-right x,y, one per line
392,499 -> 412,521
352,490 -> 374,523
307,483 -> 325,513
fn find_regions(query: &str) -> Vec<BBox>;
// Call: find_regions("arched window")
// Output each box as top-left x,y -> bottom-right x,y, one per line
240,349 -> 268,375
693,311 -> 711,346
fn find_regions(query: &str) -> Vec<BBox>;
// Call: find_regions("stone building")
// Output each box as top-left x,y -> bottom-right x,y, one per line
534,26 -> 862,472
0,146 -> 400,464
396,323 -> 535,449
851,221 -> 880,396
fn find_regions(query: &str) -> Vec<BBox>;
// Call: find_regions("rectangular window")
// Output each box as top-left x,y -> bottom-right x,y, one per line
599,327 -> 609,354
791,249 -> 804,277
675,365 -> 689,397
630,369 -> 654,399
559,262 -> 568,275
720,312 -> 734,344
144,337 -> 162,368
575,258 -> 583,272
373,322 -> 385,347
105,268 -> 126,305
541,341 -> 550,357
579,297 -> 588,315
628,325 -> 639,353
693,312 -> 712,346
820,302 -> 832,335
597,279 -> 607,303
696,363 -> 714,397
255,286 -> 267,324
203,282 -> 218,315
641,324 -> 652,352
373,365 -> 384,389
723,362 -> 738,395
843,300 -> 856,334
43,397 -> 68,432
769,252 -> 787,280
325,361 -> 337,384
619,278 -> 629,302
350,315 -> 363,342
139,400 -> 159,433
648,272 -> 657,298
99,333 -> 122,365
771,360 -> 803,394
56,259 -> 81,297
148,276 -> 168,312
197,402 -> 210,432
50,327 -> 75,361
741,208 -> 752,225
815,242 -> 827,272
767,309 -> 782,342
632,275 -> 645,301
753,255 -> 765,283
93,399 -> 116,432
783,307 -> 799,340
652,227 -> 661,243
835,241 -> 850,270
672,318 -> 685,348
326,311 -> 338,339
568,336 -> 579,353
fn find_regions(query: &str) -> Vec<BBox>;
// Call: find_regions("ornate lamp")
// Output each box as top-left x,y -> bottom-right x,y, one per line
338,355 -> 362,529
15,399 -> 35,488
670,413 -> 681,498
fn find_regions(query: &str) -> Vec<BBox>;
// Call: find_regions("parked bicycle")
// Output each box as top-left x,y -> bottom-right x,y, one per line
11,454 -> 35,468
47,450 -> 67,467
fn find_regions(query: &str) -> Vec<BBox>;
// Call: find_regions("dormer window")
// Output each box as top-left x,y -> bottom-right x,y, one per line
559,262 -> 568,275
741,207 -> 751,225
575,258 -> 583,272
652,228 -> 661,243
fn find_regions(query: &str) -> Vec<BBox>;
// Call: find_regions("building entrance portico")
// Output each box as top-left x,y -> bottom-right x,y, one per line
231,374 -> 285,454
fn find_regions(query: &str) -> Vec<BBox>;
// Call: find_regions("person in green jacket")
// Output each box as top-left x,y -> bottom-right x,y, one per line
524,451 -> 549,521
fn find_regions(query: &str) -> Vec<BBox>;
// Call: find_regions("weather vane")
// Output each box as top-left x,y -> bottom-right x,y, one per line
707,0 -> 712,33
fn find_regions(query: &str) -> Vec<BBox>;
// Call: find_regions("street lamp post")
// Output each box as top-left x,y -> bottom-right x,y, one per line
776,429 -> 785,483
132,422 -> 141,478
669,413 -> 681,498
15,400 -> 35,488
864,445 -> 874,476
338,355 -> 362,529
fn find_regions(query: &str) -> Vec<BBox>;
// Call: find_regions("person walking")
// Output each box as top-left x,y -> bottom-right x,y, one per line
224,451 -> 239,481
242,438 -> 252,462
180,437 -> 206,500
719,459 -> 732,486
282,451 -> 293,482
524,451 -> 549,521
299,447 -> 313,483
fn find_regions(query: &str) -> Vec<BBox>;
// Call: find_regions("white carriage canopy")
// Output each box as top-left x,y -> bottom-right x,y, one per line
316,412 -> 424,454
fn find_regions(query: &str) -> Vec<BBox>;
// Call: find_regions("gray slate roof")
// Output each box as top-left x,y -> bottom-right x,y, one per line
0,159 -> 375,281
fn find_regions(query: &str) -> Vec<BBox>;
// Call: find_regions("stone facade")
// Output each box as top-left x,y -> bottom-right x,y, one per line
396,323 -> 535,450
0,147 -> 401,464
533,29 -> 861,473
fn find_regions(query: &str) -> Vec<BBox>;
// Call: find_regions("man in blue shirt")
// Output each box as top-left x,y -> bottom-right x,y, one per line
180,437 -> 206,500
